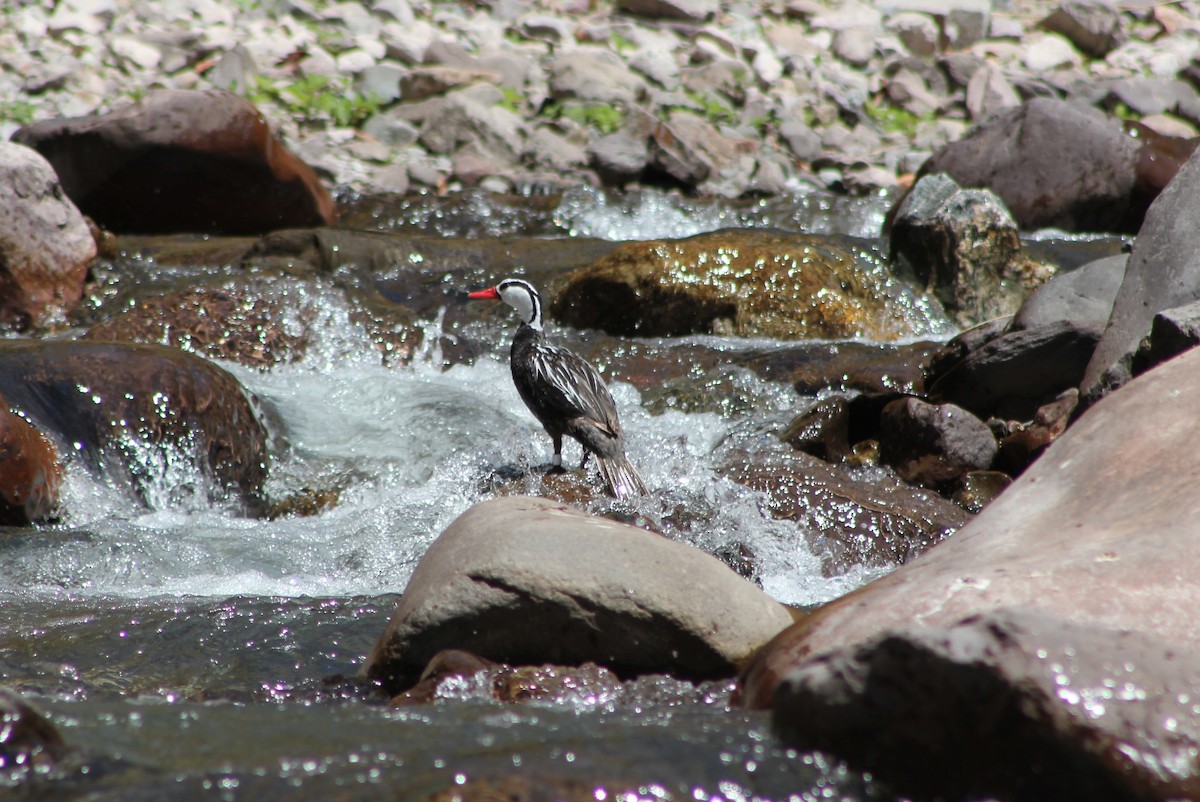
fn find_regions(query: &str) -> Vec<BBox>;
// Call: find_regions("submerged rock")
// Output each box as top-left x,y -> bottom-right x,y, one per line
363,496 -> 794,695
0,141 -> 96,330
552,230 -> 939,341
0,340 -> 268,512
13,89 -> 336,236
0,689 -> 68,781
773,608 -> 1200,802
739,344 -> 1200,710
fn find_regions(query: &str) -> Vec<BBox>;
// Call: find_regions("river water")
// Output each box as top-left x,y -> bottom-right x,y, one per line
1,185 -> 976,800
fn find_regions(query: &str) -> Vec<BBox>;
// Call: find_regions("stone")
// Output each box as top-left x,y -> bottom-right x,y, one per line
0,340 -> 269,513
772,609 -> 1200,802
616,0 -> 718,21
722,445 -> 970,576
0,689 -> 68,781
0,141 -> 96,329
1132,298 -> 1200,375
888,12 -> 940,57
12,89 -> 336,235
1010,253 -> 1127,333
0,393 -> 62,526
878,396 -> 998,486
1082,147 -> 1200,401
547,49 -> 646,105
965,63 -> 1021,119
1040,0 -> 1128,58
363,496 -> 794,694
1021,31 -> 1082,70
740,345 -> 1200,710
889,172 -> 1032,327
553,230 -> 941,342
917,98 -> 1142,233
589,129 -> 651,183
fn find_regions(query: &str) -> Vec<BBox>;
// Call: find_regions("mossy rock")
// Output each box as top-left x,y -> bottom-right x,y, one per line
551,230 -> 930,341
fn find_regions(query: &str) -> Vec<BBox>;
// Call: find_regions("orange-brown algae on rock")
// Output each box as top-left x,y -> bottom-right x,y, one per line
551,230 -> 938,342
0,395 -> 62,526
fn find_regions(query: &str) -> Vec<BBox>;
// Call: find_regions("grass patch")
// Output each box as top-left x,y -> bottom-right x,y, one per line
250,74 -> 381,128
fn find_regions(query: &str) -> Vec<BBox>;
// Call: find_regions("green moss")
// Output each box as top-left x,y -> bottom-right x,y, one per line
864,97 -> 933,137
683,90 -> 737,125
497,87 -> 523,112
542,101 -> 624,134
1,100 -> 39,125
250,74 -> 381,128
610,33 -> 637,53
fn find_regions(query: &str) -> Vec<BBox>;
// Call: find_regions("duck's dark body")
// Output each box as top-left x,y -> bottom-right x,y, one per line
469,279 -> 648,500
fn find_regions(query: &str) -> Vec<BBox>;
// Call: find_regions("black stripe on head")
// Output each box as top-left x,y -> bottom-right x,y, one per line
497,279 -> 542,329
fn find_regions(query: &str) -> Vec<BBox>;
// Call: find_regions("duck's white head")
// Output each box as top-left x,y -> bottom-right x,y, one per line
468,278 -> 543,330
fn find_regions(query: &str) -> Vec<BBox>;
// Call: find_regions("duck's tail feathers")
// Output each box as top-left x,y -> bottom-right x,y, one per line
596,453 -> 649,500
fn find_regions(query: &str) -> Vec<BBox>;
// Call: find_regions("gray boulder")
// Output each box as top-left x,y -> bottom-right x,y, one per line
0,141 -> 96,329
878,396 -> 997,486
774,608 -> 1200,802
741,344 -> 1200,709
1039,0 -> 1128,58
1083,147 -> 1200,401
364,496 -> 794,694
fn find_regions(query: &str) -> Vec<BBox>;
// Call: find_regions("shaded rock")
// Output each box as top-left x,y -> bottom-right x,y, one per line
721,446 -> 969,576
916,98 -> 1142,233
926,318 -> 1102,421
649,110 -> 756,195
0,340 -> 268,512
0,141 -> 96,329
1040,0 -> 1127,57
773,609 -> 1200,802
617,0 -> 718,21
993,389 -> 1078,474
553,230 -> 939,342
737,340 -> 939,396
1133,298 -> 1200,375
889,172 -> 1038,326
0,689 -> 68,779
363,496 -> 793,695
950,469 -> 1011,513
12,89 -> 336,235
1083,147 -> 1200,401
1127,122 -> 1200,222
878,396 -> 997,487
0,393 -> 62,526
739,345 -> 1200,709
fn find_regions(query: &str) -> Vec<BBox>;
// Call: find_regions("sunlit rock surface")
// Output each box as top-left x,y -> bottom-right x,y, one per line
0,141 -> 95,329
740,344 -> 1200,709
774,608 -> 1200,802
363,496 -> 795,695
551,229 -> 948,341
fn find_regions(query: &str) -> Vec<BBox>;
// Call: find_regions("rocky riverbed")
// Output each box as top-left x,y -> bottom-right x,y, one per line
6,1 -> 1200,801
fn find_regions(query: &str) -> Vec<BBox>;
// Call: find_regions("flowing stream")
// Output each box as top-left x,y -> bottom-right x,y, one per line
0,185 -> 1024,800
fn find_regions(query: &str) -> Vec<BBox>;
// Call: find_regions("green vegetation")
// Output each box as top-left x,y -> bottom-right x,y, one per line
684,90 -> 737,126
0,100 -> 38,126
250,74 -> 381,128
497,87 -> 523,113
542,101 -> 624,134
864,96 -> 934,138
1110,101 -> 1140,121
610,33 -> 637,53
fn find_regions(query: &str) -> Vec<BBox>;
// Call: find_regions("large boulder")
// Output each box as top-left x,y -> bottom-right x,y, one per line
363,496 -> 795,695
1083,147 -> 1200,402
0,340 -> 268,511
0,142 -> 96,329
12,89 -> 336,236
740,344 -> 1200,708
552,230 -> 946,342
915,98 -> 1142,233
773,608 -> 1200,802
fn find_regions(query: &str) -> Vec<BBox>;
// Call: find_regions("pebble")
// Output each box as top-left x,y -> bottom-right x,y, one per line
1,0 -> 1198,197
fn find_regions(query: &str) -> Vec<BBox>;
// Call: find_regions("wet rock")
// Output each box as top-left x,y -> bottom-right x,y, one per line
553,230 -> 935,342
0,689 -> 68,779
12,89 -> 336,236
949,469 -> 1011,513
1040,0 -> 1127,58
363,496 -> 794,695
737,340 -> 939,396
1083,147 -> 1200,402
0,141 -> 96,330
916,98 -> 1142,233
878,396 -> 997,487
0,393 -> 62,526
889,172 -> 1039,326
721,446 -> 969,576
993,389 -> 1078,474
772,608 -> 1200,802
1133,299 -> 1200,375
0,340 -> 268,512
393,649 -> 624,706
739,345 -> 1200,710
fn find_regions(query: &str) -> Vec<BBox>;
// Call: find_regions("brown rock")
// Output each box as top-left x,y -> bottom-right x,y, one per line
878,396 -> 998,487
0,689 -> 68,779
0,392 -> 62,525
0,340 -> 268,511
721,446 -> 969,576
739,345 -> 1200,709
552,230 -> 935,342
13,89 -> 336,235
0,142 -> 96,329
773,609 -> 1200,802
